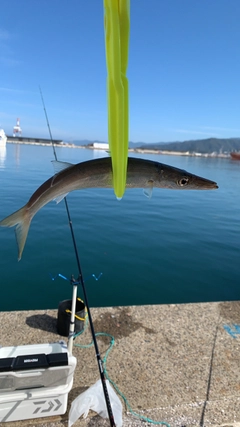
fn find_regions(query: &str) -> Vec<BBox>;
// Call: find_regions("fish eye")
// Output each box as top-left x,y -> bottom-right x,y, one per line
178,177 -> 189,187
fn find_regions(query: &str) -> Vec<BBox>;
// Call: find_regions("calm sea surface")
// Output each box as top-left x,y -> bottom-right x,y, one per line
0,143 -> 239,311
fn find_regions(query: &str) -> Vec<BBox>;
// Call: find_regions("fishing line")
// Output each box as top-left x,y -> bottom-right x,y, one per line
73,330 -> 170,426
39,86 -> 116,427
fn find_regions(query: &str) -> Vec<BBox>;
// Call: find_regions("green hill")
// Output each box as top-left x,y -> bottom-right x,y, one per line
139,138 -> 240,154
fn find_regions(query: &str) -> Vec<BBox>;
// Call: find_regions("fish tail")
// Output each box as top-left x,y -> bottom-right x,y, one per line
0,206 -> 31,261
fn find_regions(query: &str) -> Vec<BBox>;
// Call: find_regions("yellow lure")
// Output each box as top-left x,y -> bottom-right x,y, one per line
103,0 -> 130,199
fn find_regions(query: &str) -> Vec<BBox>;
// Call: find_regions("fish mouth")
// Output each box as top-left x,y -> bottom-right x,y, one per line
188,177 -> 218,190
208,181 -> 218,189
199,180 -> 218,189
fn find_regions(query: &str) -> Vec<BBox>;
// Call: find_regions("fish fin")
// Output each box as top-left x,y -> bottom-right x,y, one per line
52,160 -> 73,174
0,206 -> 31,261
53,193 -> 69,204
143,180 -> 154,198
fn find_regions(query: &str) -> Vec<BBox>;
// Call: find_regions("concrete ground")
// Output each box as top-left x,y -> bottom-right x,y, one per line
0,301 -> 240,427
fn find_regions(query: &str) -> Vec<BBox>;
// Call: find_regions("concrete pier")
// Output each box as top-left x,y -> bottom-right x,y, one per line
1,301 -> 240,427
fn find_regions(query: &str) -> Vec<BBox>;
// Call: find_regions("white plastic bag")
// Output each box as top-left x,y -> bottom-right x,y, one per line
68,379 -> 122,427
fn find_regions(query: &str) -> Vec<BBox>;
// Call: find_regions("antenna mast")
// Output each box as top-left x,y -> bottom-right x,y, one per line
13,118 -> 22,137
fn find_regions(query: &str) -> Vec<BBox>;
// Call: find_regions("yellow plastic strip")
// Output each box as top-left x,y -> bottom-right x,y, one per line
65,309 -> 86,321
104,0 -> 130,199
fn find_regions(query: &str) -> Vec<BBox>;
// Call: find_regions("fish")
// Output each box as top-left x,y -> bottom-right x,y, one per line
0,157 -> 218,260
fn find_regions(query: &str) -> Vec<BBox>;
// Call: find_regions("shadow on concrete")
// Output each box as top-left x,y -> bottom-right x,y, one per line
26,313 -> 58,334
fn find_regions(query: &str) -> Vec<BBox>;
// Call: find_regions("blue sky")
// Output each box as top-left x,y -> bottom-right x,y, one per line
1,0 -> 240,143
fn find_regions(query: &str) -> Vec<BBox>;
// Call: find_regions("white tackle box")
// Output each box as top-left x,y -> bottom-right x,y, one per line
0,341 -> 77,422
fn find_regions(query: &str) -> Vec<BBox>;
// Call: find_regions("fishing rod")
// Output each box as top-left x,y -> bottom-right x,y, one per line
39,87 -> 116,427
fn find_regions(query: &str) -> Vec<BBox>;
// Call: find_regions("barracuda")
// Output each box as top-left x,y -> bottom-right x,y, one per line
0,157 -> 218,260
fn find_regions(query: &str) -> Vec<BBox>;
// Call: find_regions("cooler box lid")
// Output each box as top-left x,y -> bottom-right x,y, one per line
0,342 -> 76,392
0,352 -> 68,372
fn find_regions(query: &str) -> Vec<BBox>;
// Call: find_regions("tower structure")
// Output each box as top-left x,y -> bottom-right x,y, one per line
13,118 -> 22,137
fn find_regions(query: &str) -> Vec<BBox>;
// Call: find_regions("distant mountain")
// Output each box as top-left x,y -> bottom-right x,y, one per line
68,137 -> 240,154
139,138 -> 240,154
128,141 -> 149,149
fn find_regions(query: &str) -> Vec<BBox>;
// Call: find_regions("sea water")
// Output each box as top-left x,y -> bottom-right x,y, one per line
0,143 -> 239,311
